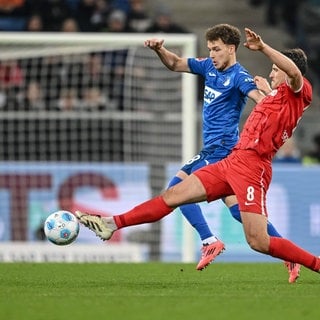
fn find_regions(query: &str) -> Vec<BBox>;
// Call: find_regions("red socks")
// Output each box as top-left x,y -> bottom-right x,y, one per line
269,236 -> 320,272
114,196 -> 173,228
113,200 -> 320,273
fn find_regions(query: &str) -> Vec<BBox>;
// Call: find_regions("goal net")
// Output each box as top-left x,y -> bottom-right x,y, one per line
0,32 -> 198,262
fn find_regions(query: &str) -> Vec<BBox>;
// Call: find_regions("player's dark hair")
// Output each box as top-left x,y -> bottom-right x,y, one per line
281,48 -> 308,76
205,24 -> 241,50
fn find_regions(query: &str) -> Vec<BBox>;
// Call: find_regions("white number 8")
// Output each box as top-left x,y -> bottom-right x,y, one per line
185,154 -> 200,165
246,186 -> 255,201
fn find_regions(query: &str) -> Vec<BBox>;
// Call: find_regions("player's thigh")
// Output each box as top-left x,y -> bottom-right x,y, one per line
176,169 -> 188,180
224,195 -> 238,207
241,212 -> 268,238
163,174 -> 207,207
240,211 -> 269,251
193,163 -> 233,201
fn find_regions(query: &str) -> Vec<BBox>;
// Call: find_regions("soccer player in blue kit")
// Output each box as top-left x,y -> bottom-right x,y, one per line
144,24 -> 300,282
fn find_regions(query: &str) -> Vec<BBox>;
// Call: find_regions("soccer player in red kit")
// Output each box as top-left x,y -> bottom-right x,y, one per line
76,28 -> 320,276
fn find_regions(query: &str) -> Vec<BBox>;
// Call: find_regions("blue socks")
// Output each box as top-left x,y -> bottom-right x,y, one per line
168,176 -> 214,241
179,203 -> 214,240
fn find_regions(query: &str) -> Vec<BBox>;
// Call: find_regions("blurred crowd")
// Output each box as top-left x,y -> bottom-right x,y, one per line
1,0 -> 319,163
0,0 -> 190,33
0,0 -> 190,113
248,0 -> 320,92
248,0 -> 320,163
273,134 -> 320,165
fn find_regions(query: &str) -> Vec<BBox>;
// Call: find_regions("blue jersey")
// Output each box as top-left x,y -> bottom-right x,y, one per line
188,58 -> 257,151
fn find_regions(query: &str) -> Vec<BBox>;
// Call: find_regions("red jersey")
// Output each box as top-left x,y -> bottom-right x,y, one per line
234,78 -> 312,160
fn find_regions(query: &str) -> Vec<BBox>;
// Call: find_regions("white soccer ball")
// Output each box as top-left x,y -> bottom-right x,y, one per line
44,210 -> 79,246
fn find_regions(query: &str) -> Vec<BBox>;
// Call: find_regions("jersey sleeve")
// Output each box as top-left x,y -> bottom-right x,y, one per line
235,69 -> 257,96
187,57 -> 211,77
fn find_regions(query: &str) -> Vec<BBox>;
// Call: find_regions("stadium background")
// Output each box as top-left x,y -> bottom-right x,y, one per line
0,0 -> 319,264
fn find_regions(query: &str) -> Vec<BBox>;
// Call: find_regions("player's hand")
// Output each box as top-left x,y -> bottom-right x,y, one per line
244,28 -> 266,51
144,39 -> 165,51
254,75 -> 272,94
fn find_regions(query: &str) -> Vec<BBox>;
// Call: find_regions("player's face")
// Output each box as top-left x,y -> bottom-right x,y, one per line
269,64 -> 286,89
207,39 -> 235,71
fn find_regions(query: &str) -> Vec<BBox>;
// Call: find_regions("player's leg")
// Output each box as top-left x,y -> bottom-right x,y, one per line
170,164 -> 225,270
167,147 -> 229,269
226,199 -> 282,237
231,155 -> 317,277
168,174 -> 219,244
241,210 -> 320,273
75,196 -> 173,240
228,200 -> 300,282
76,173 -> 210,240
176,197 -> 225,271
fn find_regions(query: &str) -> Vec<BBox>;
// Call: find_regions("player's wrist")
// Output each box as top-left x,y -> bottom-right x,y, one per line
259,43 -> 269,52
155,45 -> 165,52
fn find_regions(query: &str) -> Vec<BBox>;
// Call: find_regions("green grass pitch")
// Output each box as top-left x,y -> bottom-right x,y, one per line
0,262 -> 319,320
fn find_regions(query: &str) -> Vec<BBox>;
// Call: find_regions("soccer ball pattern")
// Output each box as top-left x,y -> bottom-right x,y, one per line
44,211 -> 79,245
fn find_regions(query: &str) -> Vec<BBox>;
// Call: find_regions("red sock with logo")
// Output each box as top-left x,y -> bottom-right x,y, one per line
114,196 -> 173,229
269,236 -> 320,272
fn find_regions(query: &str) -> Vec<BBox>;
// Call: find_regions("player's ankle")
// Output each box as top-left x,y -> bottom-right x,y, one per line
102,217 -> 118,231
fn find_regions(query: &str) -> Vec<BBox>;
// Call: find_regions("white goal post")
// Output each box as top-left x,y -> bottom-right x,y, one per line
0,32 -> 198,263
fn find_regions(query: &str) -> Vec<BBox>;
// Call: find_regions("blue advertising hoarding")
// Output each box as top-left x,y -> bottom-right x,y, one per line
0,162 -> 319,263
0,162 -> 151,245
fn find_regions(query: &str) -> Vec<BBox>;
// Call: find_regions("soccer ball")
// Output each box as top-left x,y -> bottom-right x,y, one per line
44,210 -> 80,245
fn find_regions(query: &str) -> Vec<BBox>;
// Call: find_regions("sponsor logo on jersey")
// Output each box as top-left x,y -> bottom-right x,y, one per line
204,85 -> 222,104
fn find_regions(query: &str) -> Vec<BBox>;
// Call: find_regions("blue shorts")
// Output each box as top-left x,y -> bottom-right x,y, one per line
181,145 -> 231,175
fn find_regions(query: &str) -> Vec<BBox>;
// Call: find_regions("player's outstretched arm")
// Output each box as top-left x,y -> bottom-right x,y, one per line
244,27 -> 303,92
144,38 -> 190,72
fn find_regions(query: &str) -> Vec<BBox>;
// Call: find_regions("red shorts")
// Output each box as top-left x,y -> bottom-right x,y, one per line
193,149 -> 272,216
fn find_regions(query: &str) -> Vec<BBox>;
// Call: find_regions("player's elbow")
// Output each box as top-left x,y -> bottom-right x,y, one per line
169,58 -> 189,72
288,74 -> 303,92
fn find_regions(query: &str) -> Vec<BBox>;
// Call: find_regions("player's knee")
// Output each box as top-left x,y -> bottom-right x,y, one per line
162,188 -> 180,208
245,234 -> 269,253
